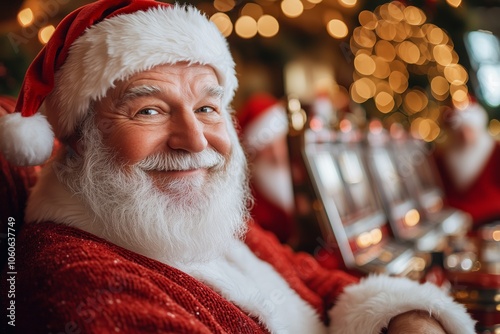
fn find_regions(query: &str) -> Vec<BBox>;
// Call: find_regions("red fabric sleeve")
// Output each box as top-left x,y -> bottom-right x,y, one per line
244,222 -> 359,322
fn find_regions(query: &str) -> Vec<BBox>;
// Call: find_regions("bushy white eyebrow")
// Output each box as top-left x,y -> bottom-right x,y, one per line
204,85 -> 224,100
116,85 -> 161,107
116,84 -> 223,108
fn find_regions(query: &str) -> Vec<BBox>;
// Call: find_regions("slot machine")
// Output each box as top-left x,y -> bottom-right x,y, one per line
363,119 -> 448,252
388,124 -> 472,237
287,96 -> 427,277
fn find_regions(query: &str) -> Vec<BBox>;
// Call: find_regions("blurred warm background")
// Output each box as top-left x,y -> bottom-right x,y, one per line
1,2 -> 500,331
2,0 -> 500,138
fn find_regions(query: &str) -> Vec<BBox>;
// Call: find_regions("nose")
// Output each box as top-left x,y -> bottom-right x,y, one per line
167,110 -> 208,153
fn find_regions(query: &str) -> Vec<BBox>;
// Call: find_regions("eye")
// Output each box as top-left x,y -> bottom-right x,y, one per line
137,108 -> 159,116
197,106 -> 216,113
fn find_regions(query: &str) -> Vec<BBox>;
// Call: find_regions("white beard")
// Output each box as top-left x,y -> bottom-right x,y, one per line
252,160 -> 294,214
56,114 -> 250,265
444,131 -> 495,191
444,103 -> 495,190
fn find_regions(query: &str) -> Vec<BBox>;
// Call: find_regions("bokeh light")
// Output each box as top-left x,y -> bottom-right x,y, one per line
211,12 -> 233,37
38,25 -> 55,44
17,8 -> 34,27
235,15 -> 257,38
348,0 -> 469,131
258,15 -> 279,37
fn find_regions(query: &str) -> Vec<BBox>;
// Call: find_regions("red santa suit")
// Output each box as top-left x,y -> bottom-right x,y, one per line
434,101 -> 500,227
2,220 -> 351,333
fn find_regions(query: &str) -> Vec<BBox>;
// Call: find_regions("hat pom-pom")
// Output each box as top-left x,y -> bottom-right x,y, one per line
0,112 -> 54,166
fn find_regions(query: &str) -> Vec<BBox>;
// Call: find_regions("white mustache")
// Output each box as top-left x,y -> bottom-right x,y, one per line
135,148 -> 226,172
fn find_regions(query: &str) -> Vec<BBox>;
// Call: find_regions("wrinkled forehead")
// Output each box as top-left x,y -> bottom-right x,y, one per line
102,63 -> 224,103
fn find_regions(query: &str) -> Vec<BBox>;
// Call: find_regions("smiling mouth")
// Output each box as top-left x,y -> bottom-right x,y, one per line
147,168 -> 207,177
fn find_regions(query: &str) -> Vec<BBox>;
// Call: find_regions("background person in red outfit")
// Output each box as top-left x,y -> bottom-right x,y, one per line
237,93 -> 297,243
0,1 -> 475,333
434,99 -> 500,228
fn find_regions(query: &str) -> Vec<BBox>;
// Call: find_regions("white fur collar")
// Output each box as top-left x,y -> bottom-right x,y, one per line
26,163 -> 324,334
177,242 -> 325,334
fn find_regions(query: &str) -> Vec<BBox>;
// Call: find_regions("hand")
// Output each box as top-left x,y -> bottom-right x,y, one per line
386,310 -> 447,334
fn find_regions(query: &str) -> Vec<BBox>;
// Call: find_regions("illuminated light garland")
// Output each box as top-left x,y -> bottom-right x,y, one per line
349,1 -> 469,142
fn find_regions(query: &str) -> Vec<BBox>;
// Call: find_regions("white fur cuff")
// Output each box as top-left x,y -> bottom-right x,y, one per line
328,274 -> 476,334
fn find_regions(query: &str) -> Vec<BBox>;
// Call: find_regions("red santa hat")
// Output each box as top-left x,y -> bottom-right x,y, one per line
0,0 -> 237,166
237,93 -> 288,153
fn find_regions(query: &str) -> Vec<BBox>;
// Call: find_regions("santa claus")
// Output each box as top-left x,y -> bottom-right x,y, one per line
237,93 -> 297,243
434,99 -> 500,228
0,1 -> 475,333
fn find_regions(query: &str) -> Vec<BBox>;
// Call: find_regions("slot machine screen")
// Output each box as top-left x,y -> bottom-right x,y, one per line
371,148 -> 408,204
402,141 -> 446,213
308,145 -> 406,271
412,152 -> 437,193
337,149 -> 377,219
312,151 -> 349,219
398,141 -> 437,193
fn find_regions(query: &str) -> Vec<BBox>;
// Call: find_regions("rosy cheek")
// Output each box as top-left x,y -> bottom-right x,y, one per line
103,127 -> 163,164
209,127 -> 232,157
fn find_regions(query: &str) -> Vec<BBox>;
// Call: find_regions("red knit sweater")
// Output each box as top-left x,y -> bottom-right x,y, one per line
2,221 -> 357,333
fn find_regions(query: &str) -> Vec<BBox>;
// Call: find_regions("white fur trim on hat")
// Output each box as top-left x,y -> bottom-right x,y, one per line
243,104 -> 289,152
0,112 -> 54,166
48,4 -> 237,139
328,274 -> 476,334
